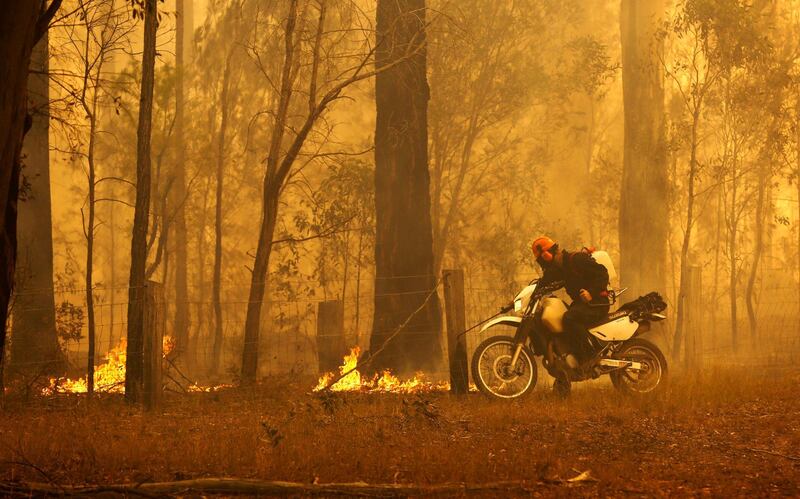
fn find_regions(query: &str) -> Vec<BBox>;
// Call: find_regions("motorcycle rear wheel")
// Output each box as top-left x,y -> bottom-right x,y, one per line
471,336 -> 537,399
610,338 -> 668,395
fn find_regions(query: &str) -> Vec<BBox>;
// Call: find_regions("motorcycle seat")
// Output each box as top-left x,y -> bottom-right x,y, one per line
592,309 -> 630,326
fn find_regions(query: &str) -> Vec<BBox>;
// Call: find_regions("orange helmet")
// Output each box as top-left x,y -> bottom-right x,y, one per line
531,236 -> 558,262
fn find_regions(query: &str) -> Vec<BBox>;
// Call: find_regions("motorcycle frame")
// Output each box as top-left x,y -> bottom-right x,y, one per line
506,288 -> 650,379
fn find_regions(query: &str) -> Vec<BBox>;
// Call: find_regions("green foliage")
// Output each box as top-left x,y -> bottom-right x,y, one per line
55,301 -> 85,348
564,35 -> 620,97
292,159 -> 375,296
676,0 -> 771,70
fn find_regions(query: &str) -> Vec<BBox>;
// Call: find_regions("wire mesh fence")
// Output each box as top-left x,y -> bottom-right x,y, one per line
6,265 -> 800,388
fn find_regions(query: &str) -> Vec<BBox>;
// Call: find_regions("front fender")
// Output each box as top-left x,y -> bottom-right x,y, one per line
480,315 -> 522,333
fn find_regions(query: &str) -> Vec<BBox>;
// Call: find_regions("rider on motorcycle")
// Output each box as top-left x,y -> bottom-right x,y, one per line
531,236 -> 610,365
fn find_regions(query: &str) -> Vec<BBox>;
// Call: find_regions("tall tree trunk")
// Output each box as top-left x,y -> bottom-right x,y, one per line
745,167 -> 767,348
10,28 -> 61,377
794,106 -> 800,327
108,183 -> 116,352
370,0 -> 443,374
85,108 -> 98,396
212,54 -> 232,374
729,156 -> 739,353
172,0 -> 191,367
672,107 -> 700,361
84,2 -> 112,393
432,111 -> 479,275
711,187 -> 722,352
125,0 -> 157,403
241,190 -> 280,382
354,229 -> 364,340
241,0 -> 299,383
197,175 -> 210,368
341,234 -> 350,304
619,0 -> 668,298
240,0 -> 358,381
0,0 -> 60,392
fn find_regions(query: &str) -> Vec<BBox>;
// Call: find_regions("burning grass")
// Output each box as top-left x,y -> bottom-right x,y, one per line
42,337 -> 229,396
41,341 -> 128,395
314,346 -> 451,393
1,366 -> 798,497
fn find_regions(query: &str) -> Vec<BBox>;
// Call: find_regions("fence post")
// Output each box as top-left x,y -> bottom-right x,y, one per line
143,280 -> 164,410
443,269 -> 469,394
316,300 -> 346,373
684,264 -> 703,371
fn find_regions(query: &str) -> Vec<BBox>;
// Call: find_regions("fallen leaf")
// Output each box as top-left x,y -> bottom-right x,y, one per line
568,470 -> 598,483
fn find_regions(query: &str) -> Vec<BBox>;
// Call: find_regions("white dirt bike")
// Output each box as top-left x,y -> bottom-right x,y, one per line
471,252 -> 668,399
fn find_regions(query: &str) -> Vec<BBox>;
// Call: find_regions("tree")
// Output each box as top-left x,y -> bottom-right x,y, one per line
240,0 -> 412,382
300,159 -> 375,336
0,0 -> 62,392
64,0 -> 134,395
663,0 -> 768,357
370,0 -> 443,373
427,0 -> 530,274
125,0 -> 157,403
10,22 -> 61,378
716,73 -> 762,355
212,52 -> 234,373
172,0 -> 191,365
428,0 -> 618,277
619,0 -> 668,300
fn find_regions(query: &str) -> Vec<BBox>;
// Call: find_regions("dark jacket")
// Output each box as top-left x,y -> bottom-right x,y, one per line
540,251 -> 609,304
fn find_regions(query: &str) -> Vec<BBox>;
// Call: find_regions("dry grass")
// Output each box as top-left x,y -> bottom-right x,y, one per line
1,367 -> 798,497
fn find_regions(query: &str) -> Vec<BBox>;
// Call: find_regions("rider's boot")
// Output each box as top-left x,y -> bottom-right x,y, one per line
564,353 -> 579,369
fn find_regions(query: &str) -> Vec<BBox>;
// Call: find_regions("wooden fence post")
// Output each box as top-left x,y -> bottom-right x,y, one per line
684,264 -> 703,371
316,300 -> 346,373
143,280 -> 164,410
443,269 -> 469,394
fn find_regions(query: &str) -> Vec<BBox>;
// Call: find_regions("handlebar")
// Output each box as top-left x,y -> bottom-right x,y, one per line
534,280 -> 565,297
588,289 -> 618,307
534,280 -> 618,307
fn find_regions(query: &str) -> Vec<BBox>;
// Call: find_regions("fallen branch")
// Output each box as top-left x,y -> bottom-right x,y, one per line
0,478 -> 540,497
745,448 -> 800,462
318,278 -> 443,392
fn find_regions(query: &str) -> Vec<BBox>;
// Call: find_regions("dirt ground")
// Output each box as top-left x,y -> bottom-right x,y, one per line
0,366 -> 798,497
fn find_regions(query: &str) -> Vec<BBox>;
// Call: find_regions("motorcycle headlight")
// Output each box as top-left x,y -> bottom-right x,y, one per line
514,299 -> 523,312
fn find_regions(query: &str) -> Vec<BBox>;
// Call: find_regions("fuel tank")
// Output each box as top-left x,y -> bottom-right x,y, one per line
540,297 -> 568,333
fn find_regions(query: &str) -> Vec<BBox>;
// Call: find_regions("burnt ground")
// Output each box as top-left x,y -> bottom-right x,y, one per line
0,366 -> 798,497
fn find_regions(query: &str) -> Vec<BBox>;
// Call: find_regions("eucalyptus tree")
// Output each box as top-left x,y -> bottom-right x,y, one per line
619,0 -> 668,300
10,20 -> 61,378
661,0 -> 769,357
125,0 -> 158,403
0,0 -> 62,390
240,0 -> 415,382
58,0 -> 134,394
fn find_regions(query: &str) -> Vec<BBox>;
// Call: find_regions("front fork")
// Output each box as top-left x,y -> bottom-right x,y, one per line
510,321 -> 529,370
510,300 -> 539,371
510,343 -> 524,369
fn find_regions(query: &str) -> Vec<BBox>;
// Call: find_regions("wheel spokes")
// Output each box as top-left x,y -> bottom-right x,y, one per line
618,347 -> 661,392
478,341 -> 534,398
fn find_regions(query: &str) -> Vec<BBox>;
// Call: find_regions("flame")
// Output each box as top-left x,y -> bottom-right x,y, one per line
187,382 -> 234,393
43,336 -> 230,395
313,346 -> 451,393
314,346 -> 363,391
42,340 -> 127,395
162,335 -> 176,357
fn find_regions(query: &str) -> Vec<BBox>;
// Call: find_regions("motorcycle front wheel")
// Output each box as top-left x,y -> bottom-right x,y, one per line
471,336 -> 537,399
610,338 -> 668,395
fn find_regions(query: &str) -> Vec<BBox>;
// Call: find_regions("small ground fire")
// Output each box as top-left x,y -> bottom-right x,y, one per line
314,346 -> 450,393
